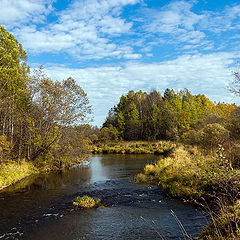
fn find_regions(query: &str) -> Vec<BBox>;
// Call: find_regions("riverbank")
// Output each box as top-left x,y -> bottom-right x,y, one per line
0,153 -> 90,191
135,146 -> 240,239
0,160 -> 38,190
91,140 -> 177,155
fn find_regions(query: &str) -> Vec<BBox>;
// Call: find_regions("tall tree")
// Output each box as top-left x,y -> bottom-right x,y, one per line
0,25 -> 30,160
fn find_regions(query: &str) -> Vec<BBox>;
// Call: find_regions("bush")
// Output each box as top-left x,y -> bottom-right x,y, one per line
144,164 -> 155,175
199,123 -> 229,151
73,195 -> 100,208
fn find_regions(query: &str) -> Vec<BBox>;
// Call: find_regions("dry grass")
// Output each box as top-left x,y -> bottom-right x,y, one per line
92,140 -> 176,155
200,200 -> 240,239
135,147 -> 236,200
0,160 -> 38,189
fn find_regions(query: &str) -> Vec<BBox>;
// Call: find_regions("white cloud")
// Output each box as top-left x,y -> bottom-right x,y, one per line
2,0 -> 240,61
0,0 -> 54,28
43,52 -> 239,125
123,53 -> 142,59
9,0 -> 141,60
144,1 -> 204,33
199,4 -> 240,32
141,1 -> 240,51
141,1 -> 210,50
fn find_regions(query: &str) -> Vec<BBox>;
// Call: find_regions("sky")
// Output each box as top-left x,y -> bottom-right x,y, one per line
0,0 -> 240,126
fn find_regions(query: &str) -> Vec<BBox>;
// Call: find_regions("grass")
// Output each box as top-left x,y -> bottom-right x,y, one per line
135,145 -> 240,239
135,147 -> 217,200
0,160 -> 38,189
200,200 -> 240,239
73,195 -> 101,208
91,141 -> 176,155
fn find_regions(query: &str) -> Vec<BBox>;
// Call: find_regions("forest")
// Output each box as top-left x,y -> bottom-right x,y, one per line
1,23 -> 240,239
102,88 -> 237,142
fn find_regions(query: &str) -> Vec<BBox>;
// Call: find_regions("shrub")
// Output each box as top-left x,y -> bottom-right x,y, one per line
199,123 -> 230,151
73,195 -> 100,208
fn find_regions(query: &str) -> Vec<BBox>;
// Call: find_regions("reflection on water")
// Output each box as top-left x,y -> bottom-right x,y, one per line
0,154 -> 208,240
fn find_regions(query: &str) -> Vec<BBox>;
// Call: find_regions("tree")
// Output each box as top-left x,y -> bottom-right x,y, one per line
231,69 -> 240,96
0,25 -> 30,160
164,88 -> 175,101
0,25 -> 28,97
27,69 -> 92,163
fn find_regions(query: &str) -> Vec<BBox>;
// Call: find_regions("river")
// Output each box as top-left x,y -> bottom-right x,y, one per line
0,154 -> 209,239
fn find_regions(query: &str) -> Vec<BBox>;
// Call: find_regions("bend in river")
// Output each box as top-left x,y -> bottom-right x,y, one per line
0,154 -> 209,240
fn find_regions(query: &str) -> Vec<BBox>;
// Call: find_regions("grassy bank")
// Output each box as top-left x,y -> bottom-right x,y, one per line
0,160 -> 38,190
91,141 -> 176,155
135,146 -> 240,239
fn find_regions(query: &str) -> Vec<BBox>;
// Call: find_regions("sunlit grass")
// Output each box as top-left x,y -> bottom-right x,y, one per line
135,146 -> 240,238
135,147 -> 238,200
73,195 -> 100,208
92,140 -> 176,155
0,160 -> 38,189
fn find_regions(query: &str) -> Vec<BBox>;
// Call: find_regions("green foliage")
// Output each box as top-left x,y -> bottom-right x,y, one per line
0,26 -> 92,178
103,89 -> 235,142
0,25 -> 28,98
0,135 -> 11,153
99,125 -> 118,142
126,103 -> 139,121
73,195 -> 100,208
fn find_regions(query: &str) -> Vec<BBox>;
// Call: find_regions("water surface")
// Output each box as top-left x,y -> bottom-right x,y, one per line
0,154 -> 208,239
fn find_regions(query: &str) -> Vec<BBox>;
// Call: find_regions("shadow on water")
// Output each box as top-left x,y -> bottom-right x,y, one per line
0,154 -> 209,240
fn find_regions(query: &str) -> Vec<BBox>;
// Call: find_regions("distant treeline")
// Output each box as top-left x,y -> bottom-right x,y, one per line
101,88 -> 239,143
0,25 -> 91,170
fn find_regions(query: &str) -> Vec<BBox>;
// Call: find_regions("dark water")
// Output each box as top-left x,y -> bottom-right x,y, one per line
0,154 -> 209,240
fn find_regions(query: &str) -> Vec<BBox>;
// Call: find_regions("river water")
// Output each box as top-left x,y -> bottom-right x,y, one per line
0,154 -> 209,240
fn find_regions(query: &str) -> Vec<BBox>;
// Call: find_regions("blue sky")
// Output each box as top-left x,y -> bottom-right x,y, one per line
0,0 -> 240,126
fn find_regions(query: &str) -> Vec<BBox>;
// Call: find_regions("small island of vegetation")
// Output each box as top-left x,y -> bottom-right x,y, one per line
73,195 -> 101,209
